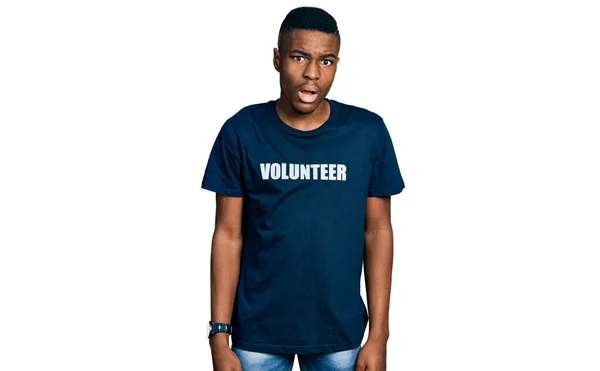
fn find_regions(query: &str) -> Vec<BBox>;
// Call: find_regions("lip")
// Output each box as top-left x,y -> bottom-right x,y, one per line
298,85 -> 318,94
297,86 -> 318,104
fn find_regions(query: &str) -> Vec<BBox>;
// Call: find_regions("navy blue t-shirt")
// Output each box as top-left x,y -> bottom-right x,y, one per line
201,99 -> 405,355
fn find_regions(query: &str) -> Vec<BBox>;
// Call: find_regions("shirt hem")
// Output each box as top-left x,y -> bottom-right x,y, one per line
368,184 -> 405,197
201,181 -> 244,197
231,338 -> 362,355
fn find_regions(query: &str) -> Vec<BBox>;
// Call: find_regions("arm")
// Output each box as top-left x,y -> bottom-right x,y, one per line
364,196 -> 393,342
209,194 -> 244,350
356,196 -> 393,370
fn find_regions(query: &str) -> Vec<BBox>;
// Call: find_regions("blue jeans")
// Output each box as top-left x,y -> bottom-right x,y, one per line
232,345 -> 362,371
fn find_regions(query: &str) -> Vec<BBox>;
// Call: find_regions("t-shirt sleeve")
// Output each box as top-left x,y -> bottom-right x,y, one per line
201,121 -> 244,197
368,118 -> 405,197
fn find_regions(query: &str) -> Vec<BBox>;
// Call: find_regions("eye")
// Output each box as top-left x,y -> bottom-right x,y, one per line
293,56 -> 305,62
322,60 -> 333,66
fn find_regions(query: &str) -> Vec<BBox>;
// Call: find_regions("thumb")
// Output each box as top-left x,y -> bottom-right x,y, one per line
355,354 -> 367,371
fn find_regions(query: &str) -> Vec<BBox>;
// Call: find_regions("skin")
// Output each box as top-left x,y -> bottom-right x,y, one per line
356,196 -> 393,371
273,29 -> 340,131
210,29 -> 394,371
209,195 -> 243,371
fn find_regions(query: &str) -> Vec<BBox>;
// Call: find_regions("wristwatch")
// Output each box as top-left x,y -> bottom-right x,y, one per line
207,321 -> 233,339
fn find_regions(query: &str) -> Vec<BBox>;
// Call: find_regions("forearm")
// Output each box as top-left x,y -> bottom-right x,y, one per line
364,226 -> 394,341
209,231 -> 243,347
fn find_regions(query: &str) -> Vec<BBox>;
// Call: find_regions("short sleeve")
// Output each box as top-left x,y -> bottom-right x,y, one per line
201,121 -> 244,197
368,119 -> 405,197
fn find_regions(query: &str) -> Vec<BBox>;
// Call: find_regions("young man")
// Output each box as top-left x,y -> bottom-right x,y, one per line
202,7 -> 405,371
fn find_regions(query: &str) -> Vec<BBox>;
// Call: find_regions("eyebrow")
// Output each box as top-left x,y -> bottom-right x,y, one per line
290,49 -> 338,59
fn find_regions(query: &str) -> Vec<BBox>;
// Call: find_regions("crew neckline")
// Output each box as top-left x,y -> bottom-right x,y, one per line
267,98 -> 339,138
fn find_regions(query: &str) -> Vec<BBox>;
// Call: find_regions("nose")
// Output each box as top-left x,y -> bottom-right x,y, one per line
303,60 -> 320,80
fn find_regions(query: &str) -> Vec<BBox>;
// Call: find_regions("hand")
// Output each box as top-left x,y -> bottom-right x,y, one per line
355,338 -> 387,371
211,345 -> 241,371
210,335 -> 242,371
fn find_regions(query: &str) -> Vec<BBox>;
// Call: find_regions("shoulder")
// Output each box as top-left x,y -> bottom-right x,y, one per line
331,99 -> 386,131
223,101 -> 270,131
213,101 -> 271,145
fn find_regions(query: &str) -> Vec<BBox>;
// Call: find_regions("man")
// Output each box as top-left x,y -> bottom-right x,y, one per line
202,6 -> 405,371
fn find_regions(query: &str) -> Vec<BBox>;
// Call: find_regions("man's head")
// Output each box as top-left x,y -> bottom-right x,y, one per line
273,7 -> 341,115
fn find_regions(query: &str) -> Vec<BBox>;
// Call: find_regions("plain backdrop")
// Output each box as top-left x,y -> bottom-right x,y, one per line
1,0 -> 599,370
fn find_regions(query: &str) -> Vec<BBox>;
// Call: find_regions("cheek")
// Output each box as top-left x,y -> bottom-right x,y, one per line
281,70 -> 299,88
321,68 -> 337,85
325,65 -> 338,77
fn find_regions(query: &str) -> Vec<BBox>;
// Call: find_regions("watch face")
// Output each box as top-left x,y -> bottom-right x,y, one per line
206,322 -> 211,338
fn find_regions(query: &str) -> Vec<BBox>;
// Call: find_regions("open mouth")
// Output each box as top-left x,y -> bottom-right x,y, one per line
298,89 -> 318,103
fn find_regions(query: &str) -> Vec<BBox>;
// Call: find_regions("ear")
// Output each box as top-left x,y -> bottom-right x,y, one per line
273,47 -> 281,72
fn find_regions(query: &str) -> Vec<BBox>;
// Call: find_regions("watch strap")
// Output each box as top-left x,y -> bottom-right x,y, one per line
208,321 -> 232,338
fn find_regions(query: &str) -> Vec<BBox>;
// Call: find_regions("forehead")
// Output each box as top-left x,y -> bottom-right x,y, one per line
284,29 -> 339,54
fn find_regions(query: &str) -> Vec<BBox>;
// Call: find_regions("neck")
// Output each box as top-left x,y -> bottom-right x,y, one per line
276,96 -> 331,132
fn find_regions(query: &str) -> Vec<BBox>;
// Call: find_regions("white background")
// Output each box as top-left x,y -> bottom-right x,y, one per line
1,0 -> 599,370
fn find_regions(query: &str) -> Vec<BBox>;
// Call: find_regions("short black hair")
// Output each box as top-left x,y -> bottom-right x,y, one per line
277,7 -> 340,52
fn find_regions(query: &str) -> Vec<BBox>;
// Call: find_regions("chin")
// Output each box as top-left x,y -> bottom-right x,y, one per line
293,104 -> 315,114
293,99 -> 321,114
